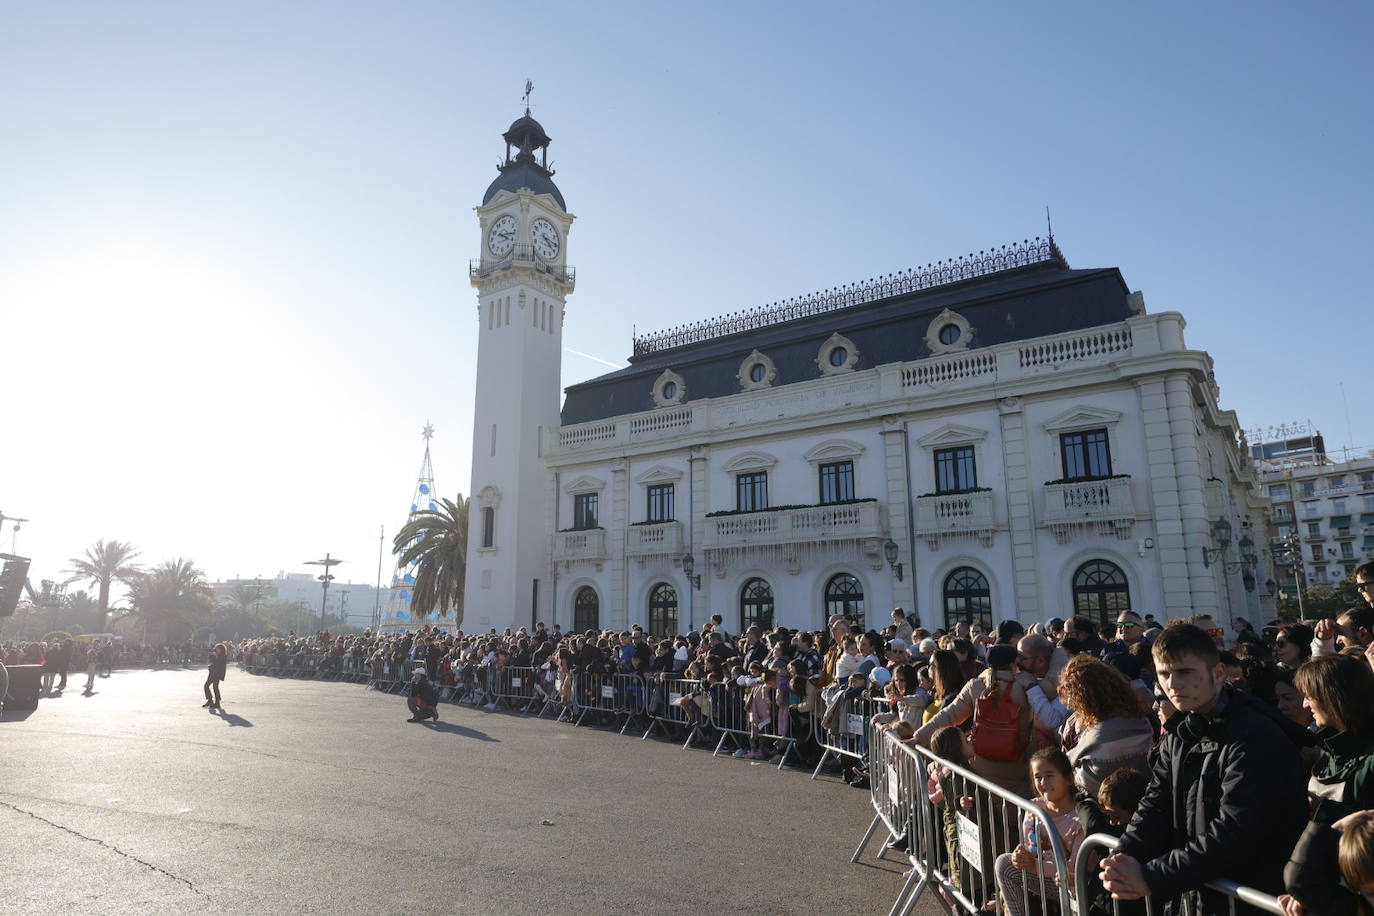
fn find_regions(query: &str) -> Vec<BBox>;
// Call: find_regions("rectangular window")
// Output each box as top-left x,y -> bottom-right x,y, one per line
1365,495 -> 1374,511
1361,472 -> 1374,488
573,493 -> 599,530
1334,499 -> 1348,513
1302,480 -> 1316,497
1308,522 -> 1321,538
1312,546 -> 1324,562
819,461 -> 855,504
481,507 -> 495,548
1304,502 -> 1319,516
1330,476 -> 1346,488
646,484 -> 675,522
934,447 -> 978,493
736,472 -> 768,512
1342,542 -> 1355,559
1268,483 -> 1290,500
1059,429 -> 1112,480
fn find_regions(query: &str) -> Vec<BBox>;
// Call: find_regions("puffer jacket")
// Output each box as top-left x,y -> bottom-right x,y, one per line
1116,685 -> 1308,915
1066,714 -> 1153,796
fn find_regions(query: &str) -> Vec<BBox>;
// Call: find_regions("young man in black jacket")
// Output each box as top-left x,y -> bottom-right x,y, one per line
1100,623 -> 1308,914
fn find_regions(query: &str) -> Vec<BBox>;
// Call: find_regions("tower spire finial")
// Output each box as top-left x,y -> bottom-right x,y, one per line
1046,205 -> 1053,242
522,79 -> 533,115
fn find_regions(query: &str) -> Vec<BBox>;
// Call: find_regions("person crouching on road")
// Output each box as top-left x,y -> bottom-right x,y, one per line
407,668 -> 440,723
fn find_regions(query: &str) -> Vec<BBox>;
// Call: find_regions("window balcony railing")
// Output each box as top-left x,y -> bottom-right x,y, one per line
1039,476 -> 1136,542
703,501 -> 884,551
627,521 -> 684,558
914,490 -> 996,548
553,528 -> 607,566
469,243 -> 575,286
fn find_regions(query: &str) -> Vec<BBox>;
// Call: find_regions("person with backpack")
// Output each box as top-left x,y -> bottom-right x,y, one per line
915,643 -> 1033,796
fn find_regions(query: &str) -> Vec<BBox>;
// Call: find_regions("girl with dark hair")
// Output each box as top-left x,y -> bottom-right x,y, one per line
925,649 -> 968,723
1277,624 -> 1315,670
993,748 -> 1085,916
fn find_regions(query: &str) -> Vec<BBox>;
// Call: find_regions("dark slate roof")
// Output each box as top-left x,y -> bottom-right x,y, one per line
483,160 -> 566,210
560,259 -> 1133,425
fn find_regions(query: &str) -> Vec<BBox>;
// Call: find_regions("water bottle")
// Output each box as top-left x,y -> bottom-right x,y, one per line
1025,817 -> 1039,856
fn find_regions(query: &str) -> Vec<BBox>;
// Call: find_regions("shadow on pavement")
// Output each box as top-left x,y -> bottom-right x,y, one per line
421,720 -> 499,742
0,708 -> 36,723
213,709 -> 254,727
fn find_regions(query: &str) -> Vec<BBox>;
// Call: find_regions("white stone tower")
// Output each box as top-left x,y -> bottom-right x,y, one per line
463,103 -> 575,633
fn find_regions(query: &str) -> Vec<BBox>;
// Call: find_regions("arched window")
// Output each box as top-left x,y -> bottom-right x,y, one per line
739,578 -> 774,632
824,573 -> 865,630
1072,560 -> 1131,633
573,586 -> 600,634
648,583 -> 679,637
943,567 -> 992,631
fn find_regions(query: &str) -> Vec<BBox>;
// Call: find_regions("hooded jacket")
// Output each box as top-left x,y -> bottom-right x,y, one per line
1116,685 -> 1309,914
1284,727 -> 1374,913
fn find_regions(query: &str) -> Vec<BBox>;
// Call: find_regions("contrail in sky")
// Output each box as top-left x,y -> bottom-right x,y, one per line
564,347 -> 625,370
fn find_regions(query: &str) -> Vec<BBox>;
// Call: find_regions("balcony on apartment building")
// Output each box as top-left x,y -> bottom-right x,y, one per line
626,520 -> 685,558
914,489 -> 997,547
553,527 -> 608,566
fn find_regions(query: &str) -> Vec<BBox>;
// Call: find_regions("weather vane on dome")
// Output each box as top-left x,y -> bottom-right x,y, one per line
522,79 -> 533,115
422,421 -> 434,441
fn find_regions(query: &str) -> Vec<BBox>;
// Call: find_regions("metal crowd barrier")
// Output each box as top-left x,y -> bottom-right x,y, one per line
643,675 -> 705,747
706,682 -> 799,769
907,741 -> 1074,916
1074,833 -> 1285,916
852,726 -> 937,916
812,692 -> 882,779
537,670 -> 577,720
568,672 -> 628,728
488,665 -> 544,714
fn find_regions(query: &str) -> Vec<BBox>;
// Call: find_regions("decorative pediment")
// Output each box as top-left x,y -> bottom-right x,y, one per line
803,439 -> 866,464
916,424 -> 989,450
476,485 -> 502,508
635,464 -> 685,485
722,450 -> 779,473
1041,405 -> 1124,433
563,475 -> 607,494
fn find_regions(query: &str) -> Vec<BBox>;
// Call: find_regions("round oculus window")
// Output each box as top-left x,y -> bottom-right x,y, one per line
749,362 -> 767,383
938,323 -> 961,346
661,381 -> 678,400
828,346 -> 849,367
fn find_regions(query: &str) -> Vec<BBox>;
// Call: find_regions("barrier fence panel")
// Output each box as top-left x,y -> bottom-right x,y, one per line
537,670 -> 577,721
908,742 -> 1075,916
571,672 -> 625,727
616,673 -> 651,736
1074,833 -> 1285,916
708,682 -> 749,757
812,693 -> 883,780
853,726 -> 937,916
489,666 -> 543,715
643,676 -> 706,748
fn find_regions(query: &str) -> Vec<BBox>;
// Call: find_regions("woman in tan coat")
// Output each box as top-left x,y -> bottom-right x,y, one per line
914,643 -> 1033,797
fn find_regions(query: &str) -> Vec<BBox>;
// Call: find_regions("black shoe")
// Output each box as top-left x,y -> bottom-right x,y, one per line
202,701 -> 213,707
885,834 -> 909,852
407,716 -> 423,722
432,709 -> 440,721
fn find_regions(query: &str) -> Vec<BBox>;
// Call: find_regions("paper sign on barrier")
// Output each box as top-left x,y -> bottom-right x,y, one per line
601,685 -> 615,699
887,768 -> 900,805
512,677 -> 522,688
957,813 -> 981,873
847,713 -> 864,734
668,692 -> 682,706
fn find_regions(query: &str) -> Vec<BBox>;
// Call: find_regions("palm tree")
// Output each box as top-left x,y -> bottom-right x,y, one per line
66,539 -> 142,632
392,494 -> 468,626
125,558 -> 214,644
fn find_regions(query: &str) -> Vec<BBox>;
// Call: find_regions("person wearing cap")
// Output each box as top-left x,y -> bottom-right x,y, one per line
406,667 -> 440,722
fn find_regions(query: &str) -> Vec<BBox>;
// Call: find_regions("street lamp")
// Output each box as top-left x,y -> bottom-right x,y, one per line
304,554 -> 343,634
681,554 -> 701,590
883,539 -> 904,582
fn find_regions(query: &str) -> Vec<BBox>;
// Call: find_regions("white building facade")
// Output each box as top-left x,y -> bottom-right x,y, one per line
460,112 -> 1271,636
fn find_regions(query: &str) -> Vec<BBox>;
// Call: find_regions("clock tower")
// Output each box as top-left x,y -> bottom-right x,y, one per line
464,105 -> 575,633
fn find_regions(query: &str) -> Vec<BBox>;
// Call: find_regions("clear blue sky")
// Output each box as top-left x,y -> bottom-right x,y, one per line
2,1 -> 1370,593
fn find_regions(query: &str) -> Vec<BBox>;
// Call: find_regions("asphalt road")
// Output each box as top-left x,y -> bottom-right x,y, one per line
0,667 -> 935,915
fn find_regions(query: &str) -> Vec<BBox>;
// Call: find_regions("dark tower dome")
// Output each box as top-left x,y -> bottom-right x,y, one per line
484,107 -> 565,210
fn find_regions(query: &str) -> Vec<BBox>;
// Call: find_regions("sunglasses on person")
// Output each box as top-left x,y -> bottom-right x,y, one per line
1152,694 -> 1168,705
1357,581 -> 1374,592
1115,620 -> 1140,629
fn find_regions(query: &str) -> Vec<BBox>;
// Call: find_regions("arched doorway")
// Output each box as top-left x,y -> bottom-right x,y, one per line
943,567 -> 992,631
824,573 -> 865,630
1072,560 -> 1131,633
648,583 -> 678,637
739,578 -> 774,632
573,586 -> 600,633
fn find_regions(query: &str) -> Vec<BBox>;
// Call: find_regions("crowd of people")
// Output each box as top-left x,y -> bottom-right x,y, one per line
226,561 -> 1374,915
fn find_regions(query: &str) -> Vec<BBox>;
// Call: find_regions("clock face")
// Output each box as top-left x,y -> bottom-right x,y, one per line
487,214 -> 517,257
531,218 -> 560,260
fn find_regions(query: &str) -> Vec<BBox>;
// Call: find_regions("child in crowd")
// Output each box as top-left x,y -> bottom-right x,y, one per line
927,725 -> 974,897
994,748 -> 1085,916
734,666 -> 777,760
1075,767 -> 1149,916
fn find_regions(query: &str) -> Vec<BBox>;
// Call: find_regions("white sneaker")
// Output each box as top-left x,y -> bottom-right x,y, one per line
485,701 -> 497,710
